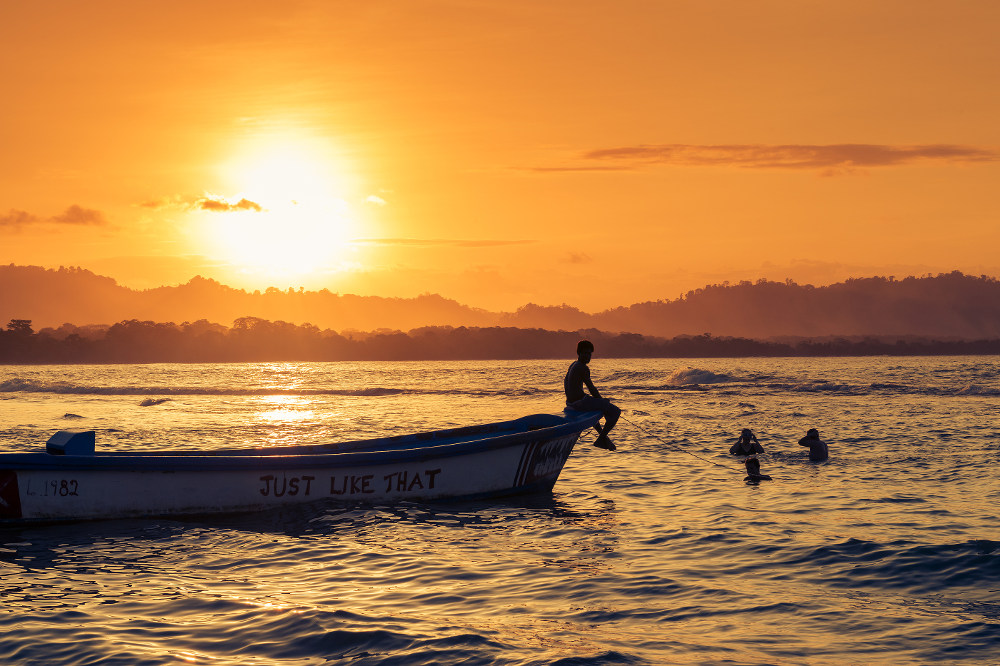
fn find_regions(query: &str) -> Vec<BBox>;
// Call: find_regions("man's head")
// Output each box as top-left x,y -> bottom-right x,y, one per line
576,340 -> 594,356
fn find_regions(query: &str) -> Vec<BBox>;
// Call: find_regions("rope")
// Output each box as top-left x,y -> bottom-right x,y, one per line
620,414 -> 736,471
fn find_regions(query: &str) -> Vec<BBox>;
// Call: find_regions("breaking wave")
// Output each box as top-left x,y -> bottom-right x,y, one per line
665,368 -> 735,385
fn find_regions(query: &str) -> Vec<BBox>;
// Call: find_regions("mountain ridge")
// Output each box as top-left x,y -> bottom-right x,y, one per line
2,264 -> 998,339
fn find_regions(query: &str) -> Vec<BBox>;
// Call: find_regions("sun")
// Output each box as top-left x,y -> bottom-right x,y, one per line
201,137 -> 362,280
230,142 -> 340,205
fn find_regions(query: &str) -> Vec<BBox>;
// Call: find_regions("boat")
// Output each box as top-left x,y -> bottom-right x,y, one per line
0,410 -> 601,524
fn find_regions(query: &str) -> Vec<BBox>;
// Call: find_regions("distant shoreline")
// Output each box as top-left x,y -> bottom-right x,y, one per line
2,320 -> 998,364
4,266 -> 1000,341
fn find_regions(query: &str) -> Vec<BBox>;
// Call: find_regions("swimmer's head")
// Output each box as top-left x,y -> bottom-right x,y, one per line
741,428 -> 752,437
807,428 -> 819,437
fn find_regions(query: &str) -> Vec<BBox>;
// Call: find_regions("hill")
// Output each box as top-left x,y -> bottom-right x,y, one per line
1,264 -> 998,339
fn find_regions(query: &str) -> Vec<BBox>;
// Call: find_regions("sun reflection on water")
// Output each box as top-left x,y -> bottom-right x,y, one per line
255,395 -> 316,423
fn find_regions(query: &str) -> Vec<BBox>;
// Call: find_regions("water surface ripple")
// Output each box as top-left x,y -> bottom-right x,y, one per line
2,357 -> 999,664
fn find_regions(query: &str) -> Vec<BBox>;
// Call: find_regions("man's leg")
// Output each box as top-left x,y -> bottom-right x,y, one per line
602,403 -> 621,436
594,402 -> 619,450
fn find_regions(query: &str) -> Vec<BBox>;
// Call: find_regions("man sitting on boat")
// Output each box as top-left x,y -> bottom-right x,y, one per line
564,339 -> 621,451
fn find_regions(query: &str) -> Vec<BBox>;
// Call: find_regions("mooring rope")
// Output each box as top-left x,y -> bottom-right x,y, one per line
619,414 -> 737,471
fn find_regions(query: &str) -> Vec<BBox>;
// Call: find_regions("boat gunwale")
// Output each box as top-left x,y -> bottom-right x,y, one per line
0,410 -> 602,472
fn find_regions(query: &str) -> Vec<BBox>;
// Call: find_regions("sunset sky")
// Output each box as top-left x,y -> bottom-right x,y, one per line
2,0 -> 998,312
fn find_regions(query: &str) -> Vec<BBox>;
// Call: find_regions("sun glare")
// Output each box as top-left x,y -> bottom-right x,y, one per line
202,136 -> 362,279
232,144 -> 338,205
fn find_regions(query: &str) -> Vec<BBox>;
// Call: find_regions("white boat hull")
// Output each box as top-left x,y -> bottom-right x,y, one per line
0,411 -> 600,523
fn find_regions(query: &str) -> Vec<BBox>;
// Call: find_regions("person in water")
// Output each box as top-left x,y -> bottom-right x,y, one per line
744,457 -> 772,483
730,428 -> 764,456
799,428 -> 829,461
565,339 -> 621,451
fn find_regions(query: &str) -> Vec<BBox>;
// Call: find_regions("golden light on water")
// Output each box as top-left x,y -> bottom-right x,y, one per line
255,395 -> 316,424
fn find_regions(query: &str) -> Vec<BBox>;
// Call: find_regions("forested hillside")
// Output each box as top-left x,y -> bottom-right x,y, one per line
2,265 -> 998,339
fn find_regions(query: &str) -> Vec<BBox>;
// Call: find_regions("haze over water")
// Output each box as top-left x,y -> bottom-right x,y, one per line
1,356 -> 999,664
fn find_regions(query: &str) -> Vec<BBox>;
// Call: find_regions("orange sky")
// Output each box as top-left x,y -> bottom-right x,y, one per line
2,0 -> 998,312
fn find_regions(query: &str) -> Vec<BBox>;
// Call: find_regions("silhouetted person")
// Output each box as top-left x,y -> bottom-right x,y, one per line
565,339 -> 621,451
730,428 -> 764,456
744,457 -> 772,483
799,428 -> 829,461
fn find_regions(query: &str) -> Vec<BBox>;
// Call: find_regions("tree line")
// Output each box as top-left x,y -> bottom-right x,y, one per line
4,266 -> 1000,340
1,317 -> 998,364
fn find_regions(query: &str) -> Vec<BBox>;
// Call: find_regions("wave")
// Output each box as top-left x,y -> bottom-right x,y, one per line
601,370 -> 673,383
4,372 -> 997,398
0,378 -> 554,399
666,368 -> 735,386
790,538 -> 1000,593
789,381 -> 855,393
956,384 -> 1000,396
0,378 -> 412,397
602,368 -> 737,386
745,380 -> 999,397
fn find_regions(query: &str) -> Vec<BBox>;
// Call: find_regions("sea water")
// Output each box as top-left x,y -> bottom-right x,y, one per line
1,357 -> 998,665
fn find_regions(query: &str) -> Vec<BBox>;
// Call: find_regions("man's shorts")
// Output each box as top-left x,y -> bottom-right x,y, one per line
567,396 -> 616,414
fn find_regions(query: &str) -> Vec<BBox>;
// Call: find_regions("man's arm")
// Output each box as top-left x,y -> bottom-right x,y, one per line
585,377 -> 602,399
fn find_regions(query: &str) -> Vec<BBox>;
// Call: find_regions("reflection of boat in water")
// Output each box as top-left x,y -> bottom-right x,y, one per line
0,410 -> 600,524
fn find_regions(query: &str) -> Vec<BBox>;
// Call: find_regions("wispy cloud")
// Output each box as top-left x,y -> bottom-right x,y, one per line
0,210 -> 39,228
534,144 -> 1000,174
564,252 -> 593,265
196,195 -> 263,213
138,196 -> 185,210
50,205 -> 107,225
138,194 -> 264,212
353,238 -> 533,248
1,205 -> 107,229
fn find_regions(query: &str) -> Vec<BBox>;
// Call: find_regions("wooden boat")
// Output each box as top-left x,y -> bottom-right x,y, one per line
0,410 -> 601,524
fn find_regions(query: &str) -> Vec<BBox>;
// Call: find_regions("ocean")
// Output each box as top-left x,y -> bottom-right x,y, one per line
1,356 -> 999,665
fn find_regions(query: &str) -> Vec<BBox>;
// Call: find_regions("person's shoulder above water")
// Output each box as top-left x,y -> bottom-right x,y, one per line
730,428 -> 764,455
744,457 -> 772,483
798,428 -> 829,461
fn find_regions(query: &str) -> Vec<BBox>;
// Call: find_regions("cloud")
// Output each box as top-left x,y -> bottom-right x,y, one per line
50,205 -> 107,225
564,252 -> 593,264
1,205 -> 106,229
197,195 -> 263,212
0,209 -> 40,228
536,144 -> 1000,173
353,238 -> 533,248
138,194 -> 264,212
138,196 -> 185,210
365,195 -> 388,206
